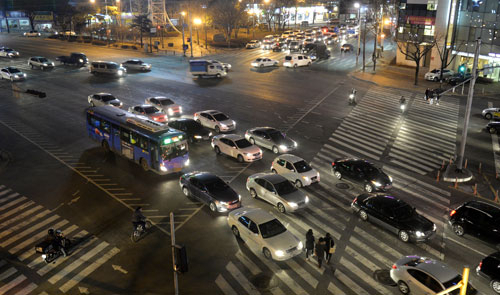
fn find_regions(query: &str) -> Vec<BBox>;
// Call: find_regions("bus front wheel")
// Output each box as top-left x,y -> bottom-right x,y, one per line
140,158 -> 149,171
102,140 -> 110,153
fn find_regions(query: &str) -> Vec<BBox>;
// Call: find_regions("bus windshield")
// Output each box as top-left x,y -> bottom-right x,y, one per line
161,141 -> 188,160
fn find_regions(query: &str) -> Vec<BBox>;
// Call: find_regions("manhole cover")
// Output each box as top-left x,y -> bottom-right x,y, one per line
373,270 -> 396,286
249,273 -> 279,290
336,183 -> 350,189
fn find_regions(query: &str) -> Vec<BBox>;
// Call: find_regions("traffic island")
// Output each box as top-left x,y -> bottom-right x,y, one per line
442,164 -> 473,183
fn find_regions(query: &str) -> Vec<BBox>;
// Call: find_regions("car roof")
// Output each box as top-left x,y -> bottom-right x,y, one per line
251,126 -> 278,133
71,52 -> 85,55
465,200 -> 500,217
93,61 -> 118,65
217,134 -> 244,141
133,104 -> 156,109
236,207 -> 275,224
277,154 -> 304,163
335,158 -> 370,164
125,59 -> 141,62
253,173 -> 287,184
397,256 -> 458,283
190,172 -> 221,183
149,96 -> 171,101
4,67 -> 19,70
94,92 -> 113,96
362,194 -> 406,207
31,56 -> 46,59
486,252 -> 500,261
202,110 -> 222,115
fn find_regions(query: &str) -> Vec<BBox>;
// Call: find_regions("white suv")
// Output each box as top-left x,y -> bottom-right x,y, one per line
425,69 -> 454,81
28,56 -> 54,70
283,54 -> 311,68
271,154 -> 319,187
90,61 -> 126,77
194,110 -> 235,133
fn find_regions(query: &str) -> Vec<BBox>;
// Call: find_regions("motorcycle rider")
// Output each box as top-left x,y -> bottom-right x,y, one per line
133,207 -> 146,231
55,229 -> 67,257
349,88 -> 357,104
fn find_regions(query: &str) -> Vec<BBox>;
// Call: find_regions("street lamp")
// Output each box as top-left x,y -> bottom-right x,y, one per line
181,11 -> 186,56
354,2 -> 361,65
194,17 -> 202,47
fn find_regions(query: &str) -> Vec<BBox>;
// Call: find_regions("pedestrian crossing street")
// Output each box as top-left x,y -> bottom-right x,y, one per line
0,185 -> 119,294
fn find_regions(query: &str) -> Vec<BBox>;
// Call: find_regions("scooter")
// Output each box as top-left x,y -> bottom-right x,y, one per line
131,220 -> 152,242
35,237 -> 71,263
349,89 -> 357,105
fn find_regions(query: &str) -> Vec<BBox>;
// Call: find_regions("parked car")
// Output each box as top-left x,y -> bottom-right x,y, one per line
194,110 -> 235,133
144,97 -> 182,116
121,59 -> 152,71
425,69 -> 454,81
246,173 -> 309,213
246,40 -> 261,49
28,56 -> 54,70
168,119 -> 211,143
0,67 -> 26,81
90,61 -> 126,77
340,43 -> 354,53
331,158 -> 392,192
271,154 -> 319,187
486,121 -> 500,134
245,127 -> 297,154
0,47 -> 19,58
447,73 -> 471,85
211,134 -> 262,163
128,105 -> 167,123
88,93 -> 122,108
283,54 -> 311,68
180,171 -> 241,212
449,200 -> 500,244
482,107 -> 500,120
24,30 -> 41,37
476,252 -> 500,294
251,57 -> 279,68
227,207 -> 303,261
351,194 -> 436,242
391,256 -> 477,295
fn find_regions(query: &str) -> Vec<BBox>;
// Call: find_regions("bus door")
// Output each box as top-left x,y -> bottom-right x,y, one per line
111,124 -> 121,152
150,141 -> 158,170
120,129 -> 134,160
131,132 -> 151,166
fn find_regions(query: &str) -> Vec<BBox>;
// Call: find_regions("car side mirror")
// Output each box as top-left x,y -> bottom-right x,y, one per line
232,146 -> 236,149
272,191 -> 277,195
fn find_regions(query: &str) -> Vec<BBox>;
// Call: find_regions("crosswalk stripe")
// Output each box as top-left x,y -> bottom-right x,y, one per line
388,152 -> 436,172
235,250 -> 261,276
323,144 -> 356,158
257,255 -> 308,295
340,120 -> 391,140
384,166 -> 450,197
334,128 -> 385,152
0,260 -> 6,268
48,241 -> 109,284
349,236 -> 393,266
59,247 -> 120,293
301,207 -> 341,240
339,257 -> 392,295
226,261 -> 260,295
0,196 -> 29,214
216,274 -> 238,295
0,200 -> 35,223
328,136 -> 380,160
285,259 -> 318,289
334,268 -> 369,295
0,274 -> 26,294
1,214 -> 60,248
345,246 -> 381,272
393,184 -> 448,211
270,287 -> 287,295
12,219 -> 68,258
337,124 -> 391,143
397,129 -> 456,150
0,192 -> 19,204
308,197 -> 349,224
389,145 -> 444,165
16,282 -> 38,295
353,227 -> 403,258
0,267 -> 17,281
316,180 -> 353,205
417,242 -> 444,260
327,282 -> 344,295
0,206 -> 45,233
389,159 -> 427,175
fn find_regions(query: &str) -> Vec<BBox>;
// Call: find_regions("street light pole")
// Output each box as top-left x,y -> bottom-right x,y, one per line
189,11 -> 193,57
354,3 -> 360,65
181,12 -> 186,56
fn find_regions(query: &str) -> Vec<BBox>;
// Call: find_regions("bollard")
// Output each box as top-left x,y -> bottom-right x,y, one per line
473,183 -> 477,195
464,159 -> 468,169
496,190 -> 499,203
436,170 -> 440,182
441,159 -> 445,170
479,162 -> 482,174
454,177 -> 458,189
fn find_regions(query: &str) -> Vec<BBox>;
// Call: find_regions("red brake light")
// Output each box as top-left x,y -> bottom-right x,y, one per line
449,209 -> 456,217
331,162 -> 335,166
352,197 -> 357,204
392,264 -> 397,269
478,261 -> 482,270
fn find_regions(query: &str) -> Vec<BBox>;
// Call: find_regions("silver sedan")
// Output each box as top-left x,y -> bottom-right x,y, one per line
1,67 -> 26,81
245,127 -> 297,154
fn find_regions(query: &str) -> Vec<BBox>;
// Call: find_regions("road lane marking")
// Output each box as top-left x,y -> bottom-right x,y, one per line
215,274 -> 238,295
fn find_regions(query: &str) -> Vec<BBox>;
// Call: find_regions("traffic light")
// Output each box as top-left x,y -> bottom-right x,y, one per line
458,64 -> 466,74
175,245 -> 188,273
157,25 -> 161,29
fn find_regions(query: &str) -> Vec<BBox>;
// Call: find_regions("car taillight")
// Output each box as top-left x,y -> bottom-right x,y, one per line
449,209 -> 456,217
153,117 -> 159,121
352,197 -> 357,204
392,264 -> 397,270
478,261 -> 482,270
331,162 -> 335,166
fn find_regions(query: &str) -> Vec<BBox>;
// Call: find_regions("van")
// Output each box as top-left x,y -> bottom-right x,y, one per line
283,54 -> 311,68
90,61 -> 126,77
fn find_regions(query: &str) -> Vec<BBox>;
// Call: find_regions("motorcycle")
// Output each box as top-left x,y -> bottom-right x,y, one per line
131,220 -> 152,242
35,237 -> 71,263
400,103 -> 406,112
349,90 -> 356,105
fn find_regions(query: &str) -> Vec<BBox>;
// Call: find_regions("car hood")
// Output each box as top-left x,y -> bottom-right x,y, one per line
369,172 -> 391,185
209,188 -> 239,203
280,189 -> 306,202
189,127 -> 210,136
483,108 -> 497,112
108,99 -> 122,106
300,168 -> 318,178
273,137 -> 294,146
399,213 -> 434,231
265,230 -> 299,251
218,119 -> 234,126
239,145 -> 261,154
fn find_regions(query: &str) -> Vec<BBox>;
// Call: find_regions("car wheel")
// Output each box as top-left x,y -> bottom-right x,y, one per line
489,127 -> 497,134
237,154 -> 244,163
260,64 -> 264,68
263,248 -> 272,260
434,77 -> 439,82
452,223 -> 465,236
333,170 -> 342,180
272,146 -> 279,154
364,183 -> 373,193
308,62 -> 311,66
295,180 -> 303,188
293,64 -> 298,68
277,202 -> 286,213
140,158 -> 149,171
30,64 -> 34,69
249,137 -> 255,145
215,126 -> 220,133
359,210 -> 368,221
209,202 -> 217,212
91,102 -> 95,107
10,76 -> 13,82
182,186 -> 190,197
214,146 -> 221,155
397,281 -> 410,294
485,113 -> 493,120
232,226 -> 240,238
196,119 -> 201,124
271,169 -> 277,174
274,62 -> 278,66
250,188 -> 258,198
398,230 -> 410,242
491,280 -> 500,294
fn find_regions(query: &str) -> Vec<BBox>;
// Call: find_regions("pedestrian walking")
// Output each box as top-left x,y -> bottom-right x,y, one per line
324,233 -> 335,264
305,229 -> 315,260
424,88 -> 431,101
315,237 -> 325,268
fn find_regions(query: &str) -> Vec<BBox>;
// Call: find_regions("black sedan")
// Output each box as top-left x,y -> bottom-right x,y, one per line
476,252 -> 500,294
351,194 -> 436,242
331,158 -> 392,192
486,121 -> 500,134
447,73 -> 471,85
179,172 -> 241,213
168,119 -> 211,143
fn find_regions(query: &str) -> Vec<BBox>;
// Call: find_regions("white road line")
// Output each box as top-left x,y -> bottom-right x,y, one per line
308,199 -> 349,226
0,200 -> 35,222
226,261 -> 260,295
300,208 -> 341,240
345,246 -> 382,272
327,282 -> 344,295
334,268 -> 369,295
349,236 -> 393,266
235,250 -> 261,276
443,233 -> 490,257
417,243 -> 444,260
59,247 -> 120,293
215,274 -> 238,295
384,166 -> 450,197
1,214 -> 60,247
285,259 -> 318,289
353,227 -> 403,259
393,184 -> 448,211
0,192 -> 19,203
16,282 -> 38,295
340,257 -> 392,295
0,274 -> 26,294
0,206 -> 45,232
323,143 -> 356,158
48,241 -> 109,284
0,267 -> 17,281
389,159 -> 427,175
329,137 -> 380,160
258,256 -> 308,295
0,196 -> 28,213
15,220 -> 69,261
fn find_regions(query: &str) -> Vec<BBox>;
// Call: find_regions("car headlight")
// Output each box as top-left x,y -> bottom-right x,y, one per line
279,145 -> 288,152
232,120 -> 236,126
23,73 -> 26,77
275,250 -> 285,257
371,181 -> 381,187
238,195 -> 241,201
42,254 -> 47,259
185,159 -> 189,166
79,59 -> 83,63
245,153 -> 253,157
117,70 -> 123,76
168,108 -> 174,115
208,132 -> 212,136
179,106 -> 182,113
43,63 -> 48,66
288,202 -> 298,208
220,123 -> 227,128
302,176 -> 309,181
220,201 -> 228,205
415,231 -> 424,238
298,241 -> 303,250
51,62 -> 55,66
160,164 -> 168,172
305,196 -> 309,203
433,224 -> 436,231
13,74 -> 19,78
293,141 -> 297,147
251,63 -> 258,67
194,135 -> 202,139
389,176 -> 393,182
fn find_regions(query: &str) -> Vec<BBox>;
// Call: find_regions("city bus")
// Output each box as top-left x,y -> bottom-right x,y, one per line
86,106 -> 189,174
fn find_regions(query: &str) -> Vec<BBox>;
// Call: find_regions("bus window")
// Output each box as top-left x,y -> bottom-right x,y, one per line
102,120 -> 110,133
139,137 -> 149,150
121,129 -> 130,142
161,141 -> 188,160
130,132 -> 140,146
90,116 -> 101,129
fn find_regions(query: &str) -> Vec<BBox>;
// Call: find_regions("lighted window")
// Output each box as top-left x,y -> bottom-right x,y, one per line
400,3 -> 406,9
424,25 -> 435,36
399,26 -> 404,33
427,0 -> 437,10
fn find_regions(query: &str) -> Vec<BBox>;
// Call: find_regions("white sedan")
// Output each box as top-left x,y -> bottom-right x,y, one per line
128,105 -> 167,123
424,69 -> 454,81
121,59 -> 152,71
211,134 -> 262,163
271,154 -> 319,187
251,58 -> 279,68
0,47 -> 19,58
88,93 -> 123,108
194,110 -> 235,133
144,96 -> 182,116
24,31 -> 41,37
1,67 -> 26,81
227,207 -> 303,261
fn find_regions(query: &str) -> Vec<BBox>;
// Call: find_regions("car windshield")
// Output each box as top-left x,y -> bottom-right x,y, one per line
442,275 -> 475,295
108,63 -> 119,69
160,98 -> 174,105
393,204 -> 415,219
143,106 -> 159,114
294,160 -> 312,173
235,139 -> 252,149
273,180 -> 297,195
101,95 -> 116,102
213,113 -> 229,121
39,58 -> 48,62
269,130 -> 285,142
204,178 -> 229,193
9,68 -> 21,73
431,69 -> 439,73
4,48 -> 13,52
185,120 -> 203,130
256,58 -> 262,62
360,163 -> 381,177
161,141 -> 188,160
259,219 -> 287,239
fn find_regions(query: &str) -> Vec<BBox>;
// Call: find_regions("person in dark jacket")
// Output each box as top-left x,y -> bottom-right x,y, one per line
425,88 -> 431,101
315,237 -> 325,268
323,233 -> 335,264
133,207 -> 146,230
305,229 -> 315,260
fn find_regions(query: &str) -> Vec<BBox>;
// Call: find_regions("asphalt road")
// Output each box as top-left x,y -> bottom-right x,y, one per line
0,34 -> 498,295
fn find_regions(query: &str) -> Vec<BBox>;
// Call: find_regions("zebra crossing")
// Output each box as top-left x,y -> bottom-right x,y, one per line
0,185 -> 119,294
0,259 -> 38,295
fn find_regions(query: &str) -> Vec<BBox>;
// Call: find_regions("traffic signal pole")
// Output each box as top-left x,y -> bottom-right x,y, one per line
170,212 -> 179,295
436,267 -> 470,295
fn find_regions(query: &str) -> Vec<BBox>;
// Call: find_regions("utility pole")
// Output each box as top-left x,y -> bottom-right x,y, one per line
189,11 -> 193,58
372,21 -> 377,71
170,212 -> 179,295
362,19 -> 366,72
181,12 -> 186,56
355,3 -> 361,65
457,38 -> 481,171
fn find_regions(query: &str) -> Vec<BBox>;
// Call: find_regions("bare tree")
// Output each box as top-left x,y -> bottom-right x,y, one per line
434,34 -> 465,84
208,0 -> 246,47
397,32 -> 436,85
130,14 -> 152,47
14,0 -> 55,30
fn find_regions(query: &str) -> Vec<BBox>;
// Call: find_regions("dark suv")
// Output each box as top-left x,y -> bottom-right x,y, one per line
477,252 -> 500,294
449,201 -> 500,244
331,158 -> 392,192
